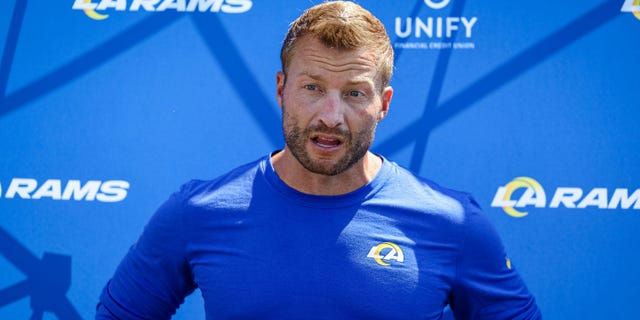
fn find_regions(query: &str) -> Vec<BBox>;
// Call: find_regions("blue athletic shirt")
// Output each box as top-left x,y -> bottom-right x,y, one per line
97,153 -> 541,319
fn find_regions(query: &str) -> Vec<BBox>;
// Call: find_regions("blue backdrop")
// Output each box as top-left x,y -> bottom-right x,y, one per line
1,1 -> 639,319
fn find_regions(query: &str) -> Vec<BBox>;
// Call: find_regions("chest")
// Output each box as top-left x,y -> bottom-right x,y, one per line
187,205 -> 459,319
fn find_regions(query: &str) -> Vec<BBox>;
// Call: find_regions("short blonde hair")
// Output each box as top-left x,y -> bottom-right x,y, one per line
280,1 -> 394,89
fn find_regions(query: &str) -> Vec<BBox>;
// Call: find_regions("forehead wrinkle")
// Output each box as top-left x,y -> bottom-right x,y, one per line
297,69 -> 375,88
295,36 -> 377,65
297,56 -> 377,85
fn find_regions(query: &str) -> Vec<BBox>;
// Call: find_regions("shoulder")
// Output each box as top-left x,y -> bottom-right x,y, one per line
380,159 -> 479,224
175,157 -> 266,209
385,160 -> 469,198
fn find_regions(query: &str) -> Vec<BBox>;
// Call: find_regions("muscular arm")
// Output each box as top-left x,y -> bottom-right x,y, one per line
96,191 -> 197,319
451,196 -> 542,320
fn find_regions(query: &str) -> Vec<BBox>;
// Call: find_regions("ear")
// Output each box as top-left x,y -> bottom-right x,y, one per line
378,86 -> 393,122
276,71 -> 286,108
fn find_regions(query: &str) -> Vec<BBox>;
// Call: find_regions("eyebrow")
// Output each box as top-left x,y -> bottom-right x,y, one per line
299,71 -> 323,81
298,71 -> 374,87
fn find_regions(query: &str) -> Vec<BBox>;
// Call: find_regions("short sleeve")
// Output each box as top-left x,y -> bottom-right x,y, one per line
450,195 -> 541,320
96,189 -> 197,319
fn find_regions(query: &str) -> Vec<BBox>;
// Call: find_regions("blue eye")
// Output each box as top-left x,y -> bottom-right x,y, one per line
304,84 -> 317,91
348,90 -> 363,97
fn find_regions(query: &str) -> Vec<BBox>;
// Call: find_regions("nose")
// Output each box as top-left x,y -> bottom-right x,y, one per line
316,92 -> 344,128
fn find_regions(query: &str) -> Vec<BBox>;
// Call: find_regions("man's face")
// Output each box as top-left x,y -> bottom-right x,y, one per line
276,36 -> 392,176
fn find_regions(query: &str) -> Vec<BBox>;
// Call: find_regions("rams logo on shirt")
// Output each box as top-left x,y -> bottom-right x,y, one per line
367,242 -> 405,266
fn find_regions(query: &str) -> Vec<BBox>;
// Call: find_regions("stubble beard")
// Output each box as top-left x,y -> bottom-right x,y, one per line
282,106 -> 377,176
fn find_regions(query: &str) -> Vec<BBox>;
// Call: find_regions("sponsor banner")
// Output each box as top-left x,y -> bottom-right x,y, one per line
0,178 -> 129,202
491,177 -> 640,218
394,0 -> 478,50
72,0 -> 254,20
621,0 -> 640,20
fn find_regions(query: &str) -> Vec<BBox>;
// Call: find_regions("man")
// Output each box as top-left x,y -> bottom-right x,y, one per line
97,1 -> 542,319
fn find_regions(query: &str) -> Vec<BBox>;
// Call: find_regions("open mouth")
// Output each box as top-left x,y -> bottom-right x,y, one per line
311,135 -> 343,149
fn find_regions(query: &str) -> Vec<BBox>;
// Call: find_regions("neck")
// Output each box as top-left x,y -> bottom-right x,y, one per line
271,150 -> 382,196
